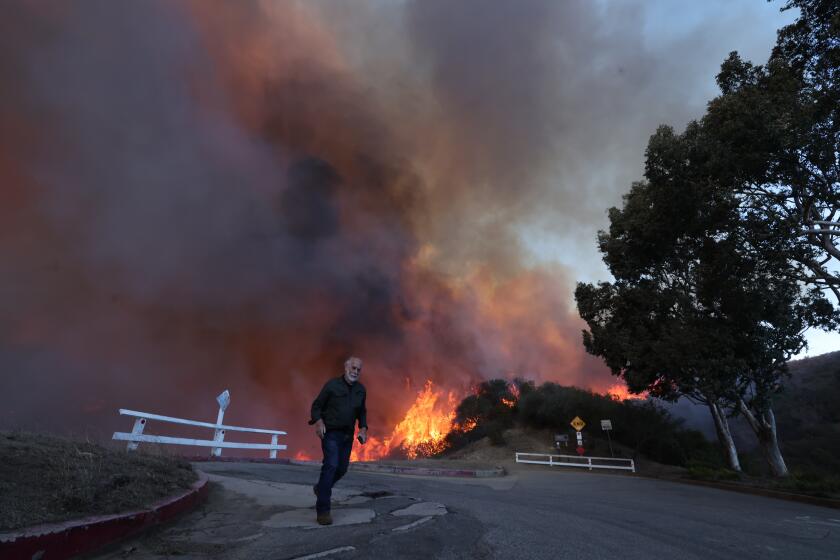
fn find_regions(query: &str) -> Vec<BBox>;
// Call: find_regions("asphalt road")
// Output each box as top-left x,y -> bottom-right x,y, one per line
92,461 -> 840,560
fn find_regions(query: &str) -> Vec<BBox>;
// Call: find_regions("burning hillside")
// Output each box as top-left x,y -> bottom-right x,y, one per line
349,378 -> 522,462
351,380 -> 458,461
605,384 -> 648,402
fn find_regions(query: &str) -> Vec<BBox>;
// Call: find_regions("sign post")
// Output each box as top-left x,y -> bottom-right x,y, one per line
554,433 -> 569,450
571,416 -> 586,455
601,419 -> 614,457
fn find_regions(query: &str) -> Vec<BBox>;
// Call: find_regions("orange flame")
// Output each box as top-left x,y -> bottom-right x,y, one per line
351,380 -> 459,461
500,381 -> 520,407
294,450 -> 314,461
605,383 -> 647,401
456,417 -> 477,432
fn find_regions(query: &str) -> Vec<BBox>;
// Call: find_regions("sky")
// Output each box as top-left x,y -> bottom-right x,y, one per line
0,0 -> 835,446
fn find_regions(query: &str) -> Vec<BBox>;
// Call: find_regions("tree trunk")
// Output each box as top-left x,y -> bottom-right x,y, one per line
707,400 -> 741,472
738,398 -> 789,477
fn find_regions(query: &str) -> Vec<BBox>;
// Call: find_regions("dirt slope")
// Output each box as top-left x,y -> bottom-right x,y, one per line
0,432 -> 196,531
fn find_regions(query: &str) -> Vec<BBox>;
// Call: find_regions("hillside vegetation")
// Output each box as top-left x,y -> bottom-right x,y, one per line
442,380 -> 719,469
771,351 -> 840,475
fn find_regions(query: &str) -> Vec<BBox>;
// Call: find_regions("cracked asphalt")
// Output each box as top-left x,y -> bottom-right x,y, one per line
90,461 -> 840,560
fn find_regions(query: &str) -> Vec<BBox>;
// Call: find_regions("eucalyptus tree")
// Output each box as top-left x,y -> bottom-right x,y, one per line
577,125 -> 835,476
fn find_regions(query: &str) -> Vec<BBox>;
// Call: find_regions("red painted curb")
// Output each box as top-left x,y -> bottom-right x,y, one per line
0,470 -> 209,560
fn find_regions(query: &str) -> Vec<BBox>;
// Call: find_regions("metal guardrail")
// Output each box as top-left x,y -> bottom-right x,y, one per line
112,390 -> 287,458
515,452 -> 635,472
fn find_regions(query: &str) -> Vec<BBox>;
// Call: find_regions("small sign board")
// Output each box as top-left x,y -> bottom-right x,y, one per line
570,416 -> 586,432
600,419 -> 612,431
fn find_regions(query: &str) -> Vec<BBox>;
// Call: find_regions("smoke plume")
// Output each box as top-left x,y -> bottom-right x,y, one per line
0,1 -> 787,452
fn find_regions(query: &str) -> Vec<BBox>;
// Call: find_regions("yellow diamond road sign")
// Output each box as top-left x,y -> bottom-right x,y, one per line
570,416 -> 586,432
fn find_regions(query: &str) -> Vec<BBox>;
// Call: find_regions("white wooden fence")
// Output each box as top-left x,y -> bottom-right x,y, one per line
515,452 -> 635,472
112,390 -> 287,458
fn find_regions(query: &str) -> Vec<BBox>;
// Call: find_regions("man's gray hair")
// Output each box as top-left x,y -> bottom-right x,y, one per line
345,356 -> 363,368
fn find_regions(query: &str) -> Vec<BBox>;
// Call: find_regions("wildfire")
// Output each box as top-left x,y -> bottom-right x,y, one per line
350,380 -> 460,461
500,381 -> 520,407
456,417 -> 478,432
606,383 -> 647,401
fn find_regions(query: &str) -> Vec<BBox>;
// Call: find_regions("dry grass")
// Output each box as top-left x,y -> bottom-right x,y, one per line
0,431 -> 196,531
444,428 -> 557,462
442,427 -> 687,477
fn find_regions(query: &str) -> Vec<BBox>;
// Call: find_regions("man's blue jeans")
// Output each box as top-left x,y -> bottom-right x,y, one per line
315,430 -> 353,513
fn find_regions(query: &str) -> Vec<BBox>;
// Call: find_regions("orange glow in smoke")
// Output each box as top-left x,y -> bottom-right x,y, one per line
501,397 -> 516,408
606,383 -> 647,401
350,434 -> 389,462
294,450 -> 314,461
351,380 -> 460,461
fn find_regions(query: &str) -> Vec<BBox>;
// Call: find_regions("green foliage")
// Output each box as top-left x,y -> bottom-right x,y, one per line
685,461 -> 742,482
573,0 -> 839,478
444,379 -> 721,467
575,43 -> 836,474
513,382 -> 715,466
446,378 -> 524,448
577,120 -> 834,405
773,471 -> 840,497
771,353 -> 840,475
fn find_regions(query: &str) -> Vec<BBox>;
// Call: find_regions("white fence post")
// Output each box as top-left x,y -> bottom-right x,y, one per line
270,434 -> 278,459
127,418 -> 146,451
212,390 -> 230,457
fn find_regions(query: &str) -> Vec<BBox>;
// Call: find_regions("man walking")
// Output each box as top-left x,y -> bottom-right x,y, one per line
309,356 -> 368,525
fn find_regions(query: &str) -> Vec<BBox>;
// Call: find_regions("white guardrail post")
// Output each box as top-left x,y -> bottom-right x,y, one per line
270,434 -> 279,459
515,452 -> 635,473
113,389 -> 287,458
212,390 -> 230,457
127,417 -> 146,451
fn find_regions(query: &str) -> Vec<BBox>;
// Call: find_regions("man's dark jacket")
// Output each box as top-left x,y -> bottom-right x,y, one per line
309,377 -> 367,433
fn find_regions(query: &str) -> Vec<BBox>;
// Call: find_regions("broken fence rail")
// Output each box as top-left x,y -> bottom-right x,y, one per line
113,400 -> 287,458
515,452 -> 635,472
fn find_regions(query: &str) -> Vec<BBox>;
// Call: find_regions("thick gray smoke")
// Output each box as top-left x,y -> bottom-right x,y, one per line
0,1 -> 789,454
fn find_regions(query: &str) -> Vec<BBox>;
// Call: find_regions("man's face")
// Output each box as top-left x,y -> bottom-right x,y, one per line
344,359 -> 362,384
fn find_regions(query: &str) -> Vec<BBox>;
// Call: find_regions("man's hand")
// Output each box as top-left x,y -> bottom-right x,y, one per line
357,427 -> 368,445
314,419 -> 326,439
